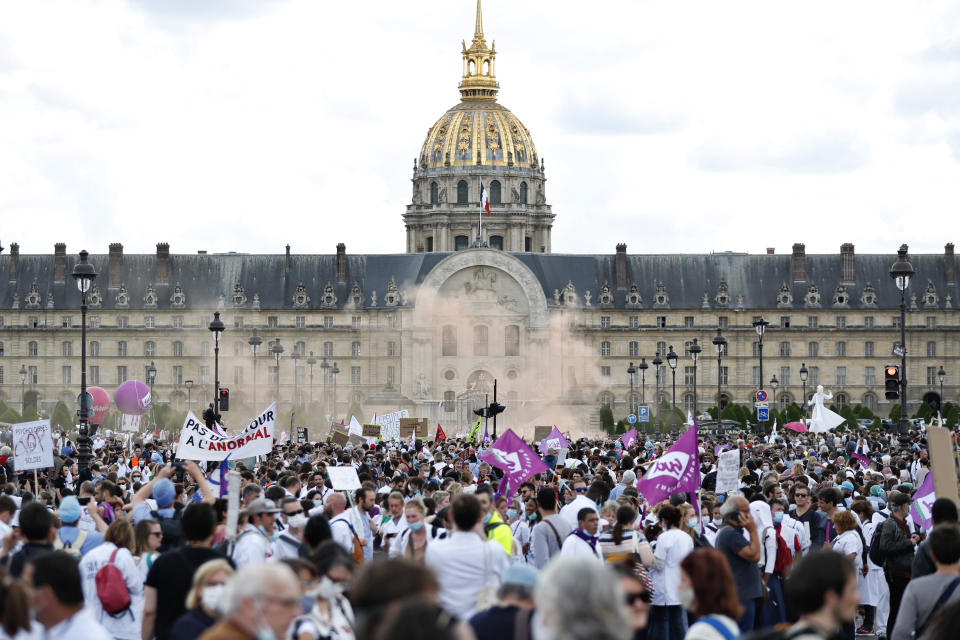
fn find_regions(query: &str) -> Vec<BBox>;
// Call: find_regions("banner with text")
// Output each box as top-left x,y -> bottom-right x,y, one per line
13,420 -> 54,471
176,403 -> 276,461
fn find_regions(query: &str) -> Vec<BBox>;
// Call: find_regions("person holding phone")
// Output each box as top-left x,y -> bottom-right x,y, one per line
715,494 -> 762,633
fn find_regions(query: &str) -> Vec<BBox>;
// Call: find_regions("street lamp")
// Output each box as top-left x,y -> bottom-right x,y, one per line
185,379 -> 194,411
889,244 -> 915,434
770,375 -> 779,421
752,317 -> 769,394
248,328 -> 262,408
712,328 -> 727,428
307,351 -> 318,405
292,352 -> 301,407
146,360 -> 157,429
208,312 -> 225,415
689,338 -> 702,421
271,339 -> 284,405
627,362 -> 636,416
652,352 -> 663,432
938,366 -> 946,416
799,363 -> 808,421
331,362 -> 340,418
71,250 -> 97,474
666,346 -> 678,415
638,357 -> 648,406
320,357 -> 330,419
19,364 -> 26,415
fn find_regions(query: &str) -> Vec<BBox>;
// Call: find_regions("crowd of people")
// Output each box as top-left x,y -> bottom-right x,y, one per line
0,424 -> 956,640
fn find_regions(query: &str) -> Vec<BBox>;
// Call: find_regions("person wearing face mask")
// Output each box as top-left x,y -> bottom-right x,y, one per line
378,492 -> 408,553
389,499 -> 445,561
198,563 -> 301,640
680,503 -> 711,549
678,548 -> 743,640
232,498 -> 281,569
169,560 -> 234,640
513,496 -> 539,565
876,492 -> 920,633
288,541 -> 355,640
704,504 -> 724,547
274,498 -> 309,561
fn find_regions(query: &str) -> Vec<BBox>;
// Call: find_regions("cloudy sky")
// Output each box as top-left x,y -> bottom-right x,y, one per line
2,0 -> 959,258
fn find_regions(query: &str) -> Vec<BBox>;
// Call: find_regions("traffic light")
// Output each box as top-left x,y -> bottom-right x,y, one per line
473,407 -> 487,418
487,401 -> 506,418
884,366 -> 900,400
219,388 -> 230,411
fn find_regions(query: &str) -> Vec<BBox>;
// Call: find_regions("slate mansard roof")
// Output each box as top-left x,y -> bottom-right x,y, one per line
0,246 -> 956,312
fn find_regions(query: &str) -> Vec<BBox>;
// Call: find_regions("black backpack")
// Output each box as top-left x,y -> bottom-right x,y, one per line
868,517 -> 888,567
151,507 -> 183,553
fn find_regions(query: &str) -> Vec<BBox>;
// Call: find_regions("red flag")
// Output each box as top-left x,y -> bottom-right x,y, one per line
436,424 -> 446,441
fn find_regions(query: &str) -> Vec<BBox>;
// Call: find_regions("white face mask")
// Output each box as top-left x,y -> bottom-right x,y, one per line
307,576 -> 344,601
201,584 -> 224,613
286,514 -> 307,530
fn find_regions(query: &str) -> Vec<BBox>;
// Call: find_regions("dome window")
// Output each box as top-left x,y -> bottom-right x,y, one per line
519,182 -> 528,204
457,180 -> 468,204
489,236 -> 503,250
490,180 -> 501,205
430,182 -> 438,204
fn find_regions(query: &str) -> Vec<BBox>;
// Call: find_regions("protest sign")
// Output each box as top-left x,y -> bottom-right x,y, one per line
119,414 -> 142,433
348,417 -> 363,436
362,424 -> 380,438
176,403 -> 276,461
348,435 -> 365,447
927,425 -> 960,513
296,427 -> 309,443
330,430 -> 350,446
715,448 -> 741,495
13,420 -> 53,471
327,466 -> 362,491
533,426 -> 552,442
376,410 -> 408,440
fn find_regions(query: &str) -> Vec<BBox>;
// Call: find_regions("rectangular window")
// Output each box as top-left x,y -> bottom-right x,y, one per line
601,366 -> 611,377
117,316 -> 128,328
504,326 -> 520,357
864,316 -> 874,328
809,367 -> 819,386
657,316 -> 667,328
387,366 -> 395,387
117,366 -> 128,384
28,366 -> 37,384
752,342 -> 761,357
808,342 -> 819,357
324,316 -> 334,329
600,316 -> 611,329
351,366 -> 361,385
684,316 -> 694,328
172,315 -> 184,329
836,367 -> 847,386
89,366 -> 100,386
352,316 -> 361,330
145,316 -> 156,329
752,366 -> 761,386
234,366 -> 244,385
200,366 -> 210,385
629,316 -> 639,329
718,366 -> 728,385
28,316 -> 39,328
386,313 -> 397,329
600,341 -> 611,357
892,316 -> 901,328
0,317 -> 3,329
780,316 -> 790,328
779,341 -> 791,357
628,341 -> 639,357
780,366 -> 791,387
864,367 -> 876,386
836,342 -> 846,357
62,342 -> 72,357
234,317 -> 244,328
808,316 -> 818,328
926,316 -> 936,329
387,341 -> 396,357
173,366 -> 183,386
0,367 -> 3,384
684,366 -> 696,386
118,341 -> 127,357
864,342 -> 874,357
61,317 -> 72,328
296,316 -> 306,329
836,316 -> 846,328
268,316 -> 278,328
927,366 -> 938,386
61,366 -> 71,385
89,316 -> 100,329
718,316 -> 728,329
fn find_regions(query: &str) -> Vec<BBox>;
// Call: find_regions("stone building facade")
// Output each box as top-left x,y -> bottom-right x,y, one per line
0,3 -> 956,434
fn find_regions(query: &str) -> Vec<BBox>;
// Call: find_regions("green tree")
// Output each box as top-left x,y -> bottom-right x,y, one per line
889,404 -> 901,422
22,405 -> 38,421
51,401 -> 73,429
615,419 -> 627,435
600,405 -> 614,434
0,408 -> 21,424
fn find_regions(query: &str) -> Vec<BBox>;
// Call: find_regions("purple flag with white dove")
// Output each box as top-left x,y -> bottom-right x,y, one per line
479,429 -> 548,500
637,424 -> 700,513
538,426 -> 569,455
620,428 -> 637,449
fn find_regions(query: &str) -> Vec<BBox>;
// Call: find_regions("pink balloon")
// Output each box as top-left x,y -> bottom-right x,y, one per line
114,380 -> 152,415
87,386 -> 112,425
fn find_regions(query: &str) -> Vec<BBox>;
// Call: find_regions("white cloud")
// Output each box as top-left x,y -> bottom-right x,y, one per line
0,0 -> 958,258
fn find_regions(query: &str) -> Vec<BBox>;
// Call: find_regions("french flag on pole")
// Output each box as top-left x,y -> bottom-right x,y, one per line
480,183 -> 491,215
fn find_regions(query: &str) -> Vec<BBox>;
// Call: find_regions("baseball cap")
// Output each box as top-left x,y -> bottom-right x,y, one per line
242,498 -> 281,516
58,496 -> 82,524
153,478 -> 176,508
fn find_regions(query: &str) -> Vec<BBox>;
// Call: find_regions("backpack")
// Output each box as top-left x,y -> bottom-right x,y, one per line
151,507 -> 183,553
772,528 -> 794,576
96,548 -> 131,615
868,518 -> 888,567
54,529 -> 89,559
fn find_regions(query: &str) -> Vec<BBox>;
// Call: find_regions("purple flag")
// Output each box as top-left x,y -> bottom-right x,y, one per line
637,424 -> 700,512
479,428 -> 548,500
620,428 -> 637,449
206,453 -> 232,498
538,426 -> 569,455
910,472 -> 936,531
714,444 -> 731,457
849,452 -> 870,469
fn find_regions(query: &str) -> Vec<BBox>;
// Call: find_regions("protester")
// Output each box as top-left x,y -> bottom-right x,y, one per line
877,492 -> 920,632
534,556 -> 632,640
22,551 -> 112,640
679,548 -> 743,640
169,559 -> 234,640
599,505 -> 655,567
891,524 -> 960,640
531,486 -> 571,569
274,498 -> 309,561
77,519 -> 143,639
233,498 -> 281,567
649,503 -> 694,640
562,508 -> 604,560
198,564 -> 301,640
289,541 -> 355,640
912,498 -> 959,579
0,565 -> 37,640
782,551 -> 861,640
8,503 -> 55,579
133,519 -> 163,583
714,496 -> 761,632
468,564 -> 537,640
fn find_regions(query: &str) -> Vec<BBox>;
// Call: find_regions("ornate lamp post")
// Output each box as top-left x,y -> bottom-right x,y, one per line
938,366 -> 946,416
666,346 -> 678,413
185,379 -> 194,411
331,362 -> 340,418
146,360 -> 157,429
889,245 -> 915,434
799,363 -> 808,421
712,328 -> 727,428
271,339 -> 284,405
292,352 -> 301,406
19,364 -> 26,415
248,328 -> 262,408
307,351 -> 318,405
71,250 -> 96,473
208,312 -> 225,414
652,352 -> 663,432
638,357 -> 648,406
770,375 -> 779,424
752,317 -> 769,395
627,362 -> 636,416
320,357 -> 330,419
689,338 -> 702,421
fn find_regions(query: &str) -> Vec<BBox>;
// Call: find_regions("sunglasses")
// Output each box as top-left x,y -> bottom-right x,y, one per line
575,488 -> 588,493
285,509 -> 303,516
626,591 -> 652,605
795,493 -> 809,498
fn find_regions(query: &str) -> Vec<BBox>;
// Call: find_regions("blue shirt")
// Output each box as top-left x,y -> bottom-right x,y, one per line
59,525 -> 104,556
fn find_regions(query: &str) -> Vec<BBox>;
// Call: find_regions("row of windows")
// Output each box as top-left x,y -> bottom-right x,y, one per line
431,180 -> 529,206
5,339 -> 399,359
441,325 -> 520,357
598,339 -> 941,358
592,314 -> 949,330
598,390 -> 880,413
8,314 -> 400,331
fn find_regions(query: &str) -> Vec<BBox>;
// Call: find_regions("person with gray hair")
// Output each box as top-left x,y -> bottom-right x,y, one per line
468,564 -> 538,640
533,556 -> 631,640
198,563 -> 301,640
610,470 -> 637,501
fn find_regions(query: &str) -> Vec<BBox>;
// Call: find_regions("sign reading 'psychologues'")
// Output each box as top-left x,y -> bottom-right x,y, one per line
13,420 -> 54,471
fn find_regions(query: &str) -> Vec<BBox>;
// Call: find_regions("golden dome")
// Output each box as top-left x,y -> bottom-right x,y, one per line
418,1 -> 539,171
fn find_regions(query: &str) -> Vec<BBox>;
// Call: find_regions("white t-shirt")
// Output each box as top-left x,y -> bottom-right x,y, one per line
833,529 -> 863,572
651,528 -> 694,606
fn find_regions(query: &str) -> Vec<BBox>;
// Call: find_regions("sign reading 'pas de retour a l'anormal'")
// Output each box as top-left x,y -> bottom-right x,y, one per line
176,403 -> 276,461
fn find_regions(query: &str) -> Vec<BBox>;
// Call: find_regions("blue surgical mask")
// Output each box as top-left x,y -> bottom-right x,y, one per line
773,512 -> 784,524
686,517 -> 699,529
482,512 -> 492,524
712,517 -> 723,526
408,520 -> 423,532
506,509 -> 518,520
528,512 -> 538,521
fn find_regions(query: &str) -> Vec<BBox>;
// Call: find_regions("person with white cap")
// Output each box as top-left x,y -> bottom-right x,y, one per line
468,564 -> 538,640
232,498 -> 281,568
